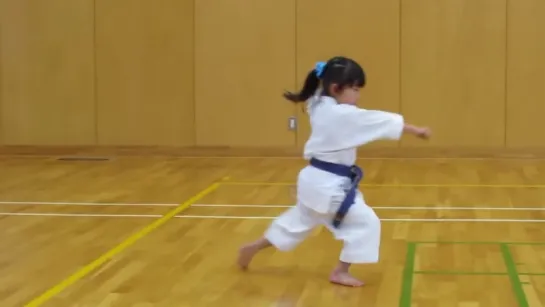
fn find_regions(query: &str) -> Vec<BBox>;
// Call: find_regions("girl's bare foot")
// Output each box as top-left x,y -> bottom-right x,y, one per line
329,270 -> 365,287
329,261 -> 364,287
237,244 -> 258,270
237,237 -> 272,270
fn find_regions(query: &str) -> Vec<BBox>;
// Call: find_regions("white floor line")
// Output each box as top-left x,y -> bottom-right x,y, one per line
0,201 -> 177,206
0,201 -> 544,211
178,215 -> 545,223
193,204 -> 291,208
1,211 -> 545,223
0,212 -> 162,218
191,204 -> 545,211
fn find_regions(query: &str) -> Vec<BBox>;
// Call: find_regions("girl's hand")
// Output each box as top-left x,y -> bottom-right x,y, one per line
403,124 -> 431,139
416,127 -> 431,139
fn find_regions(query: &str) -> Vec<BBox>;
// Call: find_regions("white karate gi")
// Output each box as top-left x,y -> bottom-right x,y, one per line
265,95 -> 404,263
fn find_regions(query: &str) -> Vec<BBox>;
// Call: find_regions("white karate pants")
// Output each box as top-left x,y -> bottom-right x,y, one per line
264,189 -> 381,264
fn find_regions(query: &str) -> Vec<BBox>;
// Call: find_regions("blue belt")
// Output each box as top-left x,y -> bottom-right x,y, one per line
309,158 -> 364,228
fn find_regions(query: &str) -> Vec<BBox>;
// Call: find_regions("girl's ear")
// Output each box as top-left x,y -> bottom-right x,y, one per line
328,83 -> 338,94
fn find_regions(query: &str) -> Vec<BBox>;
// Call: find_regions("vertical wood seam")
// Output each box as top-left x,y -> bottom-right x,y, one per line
398,0 -> 403,149
192,0 -> 197,146
93,0 -> 99,145
504,0 -> 509,147
294,0 -> 298,147
193,0 -> 197,146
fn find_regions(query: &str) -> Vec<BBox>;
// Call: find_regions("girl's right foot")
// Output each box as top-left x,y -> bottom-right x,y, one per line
329,261 -> 364,287
329,270 -> 365,287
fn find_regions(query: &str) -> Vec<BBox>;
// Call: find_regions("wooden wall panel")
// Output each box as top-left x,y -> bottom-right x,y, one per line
506,0 -> 545,147
1,0 -> 545,152
195,0 -> 296,147
95,0 -> 195,146
400,0 -> 507,147
0,0 -> 96,145
0,16 -> 3,145
296,0 -> 401,148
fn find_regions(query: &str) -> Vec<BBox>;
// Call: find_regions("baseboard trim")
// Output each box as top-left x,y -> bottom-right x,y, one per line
1,145 -> 545,159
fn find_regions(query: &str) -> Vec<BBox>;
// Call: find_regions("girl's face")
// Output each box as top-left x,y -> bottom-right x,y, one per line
330,84 -> 361,105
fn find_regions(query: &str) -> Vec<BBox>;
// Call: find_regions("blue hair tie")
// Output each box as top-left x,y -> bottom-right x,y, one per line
314,62 -> 326,78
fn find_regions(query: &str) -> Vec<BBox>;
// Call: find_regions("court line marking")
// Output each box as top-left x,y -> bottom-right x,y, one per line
414,241 -> 545,245
501,244 -> 529,306
223,181 -> 545,188
414,270 -> 545,276
192,204 -> 545,211
1,201 -> 545,211
399,242 -> 416,307
4,212 -> 545,223
0,212 -> 161,218
23,178 -> 226,307
178,216 -> 545,223
0,201 -> 178,206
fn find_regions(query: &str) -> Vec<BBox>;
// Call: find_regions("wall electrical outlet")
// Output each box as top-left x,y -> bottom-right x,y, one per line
288,116 -> 297,131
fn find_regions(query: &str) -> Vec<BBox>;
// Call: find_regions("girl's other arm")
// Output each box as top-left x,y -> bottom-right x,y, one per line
403,124 -> 431,139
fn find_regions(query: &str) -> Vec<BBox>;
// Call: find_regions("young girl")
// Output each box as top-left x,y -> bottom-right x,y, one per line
237,56 -> 431,287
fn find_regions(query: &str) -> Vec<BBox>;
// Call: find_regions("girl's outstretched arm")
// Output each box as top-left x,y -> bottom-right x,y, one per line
403,124 -> 431,139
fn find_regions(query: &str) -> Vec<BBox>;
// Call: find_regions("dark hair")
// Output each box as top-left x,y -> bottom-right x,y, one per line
283,56 -> 366,103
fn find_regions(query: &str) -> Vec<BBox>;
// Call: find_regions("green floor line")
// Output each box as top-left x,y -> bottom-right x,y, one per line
414,241 -> 499,245
414,270 -> 507,275
399,243 -> 416,307
501,244 -> 529,307
414,270 -> 545,276
414,241 -> 545,245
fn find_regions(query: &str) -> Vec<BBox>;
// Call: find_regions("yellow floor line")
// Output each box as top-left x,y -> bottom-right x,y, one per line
24,178 -> 226,307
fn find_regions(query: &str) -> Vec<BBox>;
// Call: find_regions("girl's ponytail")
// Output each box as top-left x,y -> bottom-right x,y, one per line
283,62 -> 326,103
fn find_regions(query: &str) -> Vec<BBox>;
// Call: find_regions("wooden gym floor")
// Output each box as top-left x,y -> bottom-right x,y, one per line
1,154 -> 545,307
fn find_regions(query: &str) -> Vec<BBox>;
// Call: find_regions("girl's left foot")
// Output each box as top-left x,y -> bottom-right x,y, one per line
237,244 -> 258,270
237,237 -> 272,270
